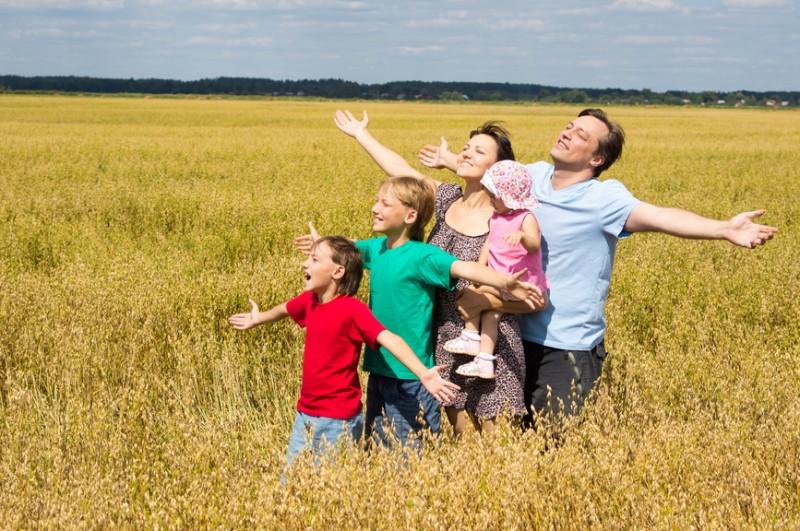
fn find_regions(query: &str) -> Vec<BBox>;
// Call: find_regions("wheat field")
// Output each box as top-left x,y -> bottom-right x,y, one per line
0,94 -> 798,528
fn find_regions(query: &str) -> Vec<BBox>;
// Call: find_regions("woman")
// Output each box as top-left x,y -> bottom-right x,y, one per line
333,109 -> 545,435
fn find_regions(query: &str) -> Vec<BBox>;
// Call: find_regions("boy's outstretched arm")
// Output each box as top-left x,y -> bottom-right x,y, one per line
377,330 -> 460,403
334,109 -> 442,189
418,136 -> 458,173
228,299 -> 289,330
623,203 -> 777,248
450,261 -> 547,311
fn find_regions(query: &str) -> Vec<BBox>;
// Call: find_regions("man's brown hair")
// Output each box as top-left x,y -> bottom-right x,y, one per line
578,108 -> 625,177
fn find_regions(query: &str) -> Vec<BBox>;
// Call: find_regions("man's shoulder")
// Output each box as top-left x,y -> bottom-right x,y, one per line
590,177 -> 635,199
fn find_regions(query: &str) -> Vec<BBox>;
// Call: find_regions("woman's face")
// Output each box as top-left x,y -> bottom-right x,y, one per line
456,133 -> 499,180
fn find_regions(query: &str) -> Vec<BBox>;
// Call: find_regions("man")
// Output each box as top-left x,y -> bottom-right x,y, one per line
419,109 -> 777,420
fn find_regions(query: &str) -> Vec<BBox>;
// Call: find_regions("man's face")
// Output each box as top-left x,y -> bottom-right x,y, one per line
550,115 -> 609,173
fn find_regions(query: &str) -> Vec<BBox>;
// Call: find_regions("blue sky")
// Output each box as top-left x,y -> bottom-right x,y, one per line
0,0 -> 797,92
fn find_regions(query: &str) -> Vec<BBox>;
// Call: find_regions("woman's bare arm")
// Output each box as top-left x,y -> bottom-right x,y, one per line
334,110 -> 442,190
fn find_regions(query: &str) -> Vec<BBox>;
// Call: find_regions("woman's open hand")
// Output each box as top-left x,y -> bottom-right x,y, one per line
418,136 -> 449,169
334,109 -> 368,138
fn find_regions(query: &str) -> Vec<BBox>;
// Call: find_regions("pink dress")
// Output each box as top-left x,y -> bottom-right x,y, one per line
487,210 -> 547,294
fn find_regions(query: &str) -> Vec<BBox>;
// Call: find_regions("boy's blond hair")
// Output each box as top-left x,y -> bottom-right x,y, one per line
380,177 -> 435,242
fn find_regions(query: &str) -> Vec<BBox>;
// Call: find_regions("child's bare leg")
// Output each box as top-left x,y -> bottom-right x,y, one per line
444,289 -> 482,355
455,312 -> 498,379
480,311 -> 501,356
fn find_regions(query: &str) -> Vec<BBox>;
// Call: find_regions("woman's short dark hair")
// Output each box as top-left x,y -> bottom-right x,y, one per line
578,108 -> 625,177
470,121 -> 515,162
313,236 -> 363,296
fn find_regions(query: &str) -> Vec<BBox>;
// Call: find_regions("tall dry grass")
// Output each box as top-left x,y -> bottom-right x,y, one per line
0,95 -> 798,528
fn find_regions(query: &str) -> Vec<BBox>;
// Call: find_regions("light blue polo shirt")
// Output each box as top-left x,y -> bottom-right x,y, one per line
521,161 -> 640,351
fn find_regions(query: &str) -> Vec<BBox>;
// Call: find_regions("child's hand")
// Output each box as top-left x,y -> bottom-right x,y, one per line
418,136 -> 449,169
505,270 -> 546,310
503,231 -> 525,247
292,221 -> 320,254
334,109 -> 368,138
420,365 -> 460,403
228,299 -> 261,330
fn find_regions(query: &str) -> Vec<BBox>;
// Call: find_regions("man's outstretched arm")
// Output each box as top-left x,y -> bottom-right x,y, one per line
623,202 -> 777,249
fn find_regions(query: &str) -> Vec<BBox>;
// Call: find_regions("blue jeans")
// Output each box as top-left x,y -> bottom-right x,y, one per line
365,373 -> 441,449
285,410 -> 363,466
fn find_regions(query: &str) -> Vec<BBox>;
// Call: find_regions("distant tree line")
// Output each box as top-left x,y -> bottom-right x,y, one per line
0,75 -> 796,107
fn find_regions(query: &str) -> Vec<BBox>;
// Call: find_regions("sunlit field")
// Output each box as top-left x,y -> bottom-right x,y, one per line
1,95 -> 798,528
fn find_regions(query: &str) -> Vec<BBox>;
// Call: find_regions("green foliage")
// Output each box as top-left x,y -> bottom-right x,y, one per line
0,96 -> 798,527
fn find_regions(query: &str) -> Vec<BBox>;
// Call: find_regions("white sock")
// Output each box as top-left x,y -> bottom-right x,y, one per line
462,329 -> 480,341
477,352 -> 496,361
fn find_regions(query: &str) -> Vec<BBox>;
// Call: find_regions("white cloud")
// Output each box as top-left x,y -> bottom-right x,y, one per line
186,35 -> 273,47
493,19 -> 544,30
8,26 -> 104,38
618,35 -> 714,44
405,11 -> 468,28
610,0 -> 679,10
0,0 -> 122,7
723,0 -> 786,6
392,45 -> 445,55
196,22 -> 257,33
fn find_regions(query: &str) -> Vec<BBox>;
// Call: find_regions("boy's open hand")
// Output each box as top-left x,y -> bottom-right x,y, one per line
293,221 -> 320,254
506,270 -> 545,310
420,365 -> 460,403
228,298 -> 260,330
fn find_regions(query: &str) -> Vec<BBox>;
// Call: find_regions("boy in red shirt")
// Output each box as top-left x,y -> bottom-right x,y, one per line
228,236 -> 458,466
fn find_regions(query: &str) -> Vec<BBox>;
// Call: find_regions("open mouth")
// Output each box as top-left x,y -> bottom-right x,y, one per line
303,272 -> 311,281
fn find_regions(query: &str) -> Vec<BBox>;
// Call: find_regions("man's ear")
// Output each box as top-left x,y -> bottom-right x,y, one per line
589,154 -> 605,169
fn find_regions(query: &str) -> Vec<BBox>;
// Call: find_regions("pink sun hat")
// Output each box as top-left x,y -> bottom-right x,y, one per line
480,160 -> 539,211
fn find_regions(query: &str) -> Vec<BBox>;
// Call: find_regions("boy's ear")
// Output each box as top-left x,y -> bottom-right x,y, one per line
404,209 -> 418,225
331,264 -> 345,280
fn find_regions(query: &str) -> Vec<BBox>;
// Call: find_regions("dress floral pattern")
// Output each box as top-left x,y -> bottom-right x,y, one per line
427,183 -> 526,418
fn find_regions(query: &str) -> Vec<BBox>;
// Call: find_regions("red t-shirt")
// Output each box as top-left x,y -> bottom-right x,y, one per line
285,291 -> 386,419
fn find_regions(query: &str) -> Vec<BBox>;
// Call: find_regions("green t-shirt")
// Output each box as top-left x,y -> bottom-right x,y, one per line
355,237 -> 458,380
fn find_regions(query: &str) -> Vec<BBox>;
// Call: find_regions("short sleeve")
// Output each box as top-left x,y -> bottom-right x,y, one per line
285,291 -> 311,327
598,179 -> 640,237
417,245 -> 458,290
347,299 -> 386,350
434,183 -> 462,222
355,238 -> 382,270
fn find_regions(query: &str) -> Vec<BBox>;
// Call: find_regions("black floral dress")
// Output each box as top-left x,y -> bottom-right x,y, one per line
427,184 -> 526,418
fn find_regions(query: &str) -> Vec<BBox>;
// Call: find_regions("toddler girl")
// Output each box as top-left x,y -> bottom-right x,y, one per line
445,160 -> 548,379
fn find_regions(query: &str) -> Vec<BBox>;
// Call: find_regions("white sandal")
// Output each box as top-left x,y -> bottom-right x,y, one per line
455,354 -> 496,379
443,335 -> 480,356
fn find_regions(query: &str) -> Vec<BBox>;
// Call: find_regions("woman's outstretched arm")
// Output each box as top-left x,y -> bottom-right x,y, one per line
334,109 -> 442,190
